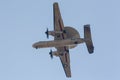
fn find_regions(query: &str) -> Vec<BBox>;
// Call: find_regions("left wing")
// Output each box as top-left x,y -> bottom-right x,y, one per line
57,47 -> 71,77
53,2 -> 64,31
53,2 -> 67,40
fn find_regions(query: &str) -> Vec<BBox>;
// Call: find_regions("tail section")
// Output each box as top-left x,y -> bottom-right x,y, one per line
84,24 -> 94,54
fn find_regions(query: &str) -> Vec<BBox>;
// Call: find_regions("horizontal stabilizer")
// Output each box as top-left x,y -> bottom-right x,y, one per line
84,24 -> 94,54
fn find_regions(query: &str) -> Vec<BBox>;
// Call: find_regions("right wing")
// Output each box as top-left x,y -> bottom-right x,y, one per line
57,47 -> 71,77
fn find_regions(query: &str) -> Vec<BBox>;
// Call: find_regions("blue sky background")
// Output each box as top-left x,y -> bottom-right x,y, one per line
0,0 -> 120,80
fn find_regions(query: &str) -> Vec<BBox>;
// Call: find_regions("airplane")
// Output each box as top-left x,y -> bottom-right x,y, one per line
32,2 -> 94,78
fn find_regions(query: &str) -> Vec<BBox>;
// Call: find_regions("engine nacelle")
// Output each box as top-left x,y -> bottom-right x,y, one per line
46,30 -> 66,37
52,51 -> 59,56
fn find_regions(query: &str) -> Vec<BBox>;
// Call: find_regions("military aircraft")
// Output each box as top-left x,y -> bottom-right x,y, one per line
32,2 -> 94,78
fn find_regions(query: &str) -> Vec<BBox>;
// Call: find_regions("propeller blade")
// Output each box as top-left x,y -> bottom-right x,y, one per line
49,49 -> 53,59
45,28 -> 49,39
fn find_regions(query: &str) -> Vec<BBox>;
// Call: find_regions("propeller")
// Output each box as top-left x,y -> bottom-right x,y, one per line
45,28 -> 49,39
49,49 -> 53,59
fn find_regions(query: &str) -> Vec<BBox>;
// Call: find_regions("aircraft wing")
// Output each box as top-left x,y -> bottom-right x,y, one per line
53,3 -> 71,77
57,47 -> 71,77
53,3 -> 67,40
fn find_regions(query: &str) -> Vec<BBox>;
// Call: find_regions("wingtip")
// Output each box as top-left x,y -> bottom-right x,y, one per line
53,2 -> 58,5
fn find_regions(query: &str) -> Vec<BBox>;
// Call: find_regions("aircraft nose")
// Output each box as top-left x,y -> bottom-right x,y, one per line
32,43 -> 38,49
32,44 -> 35,48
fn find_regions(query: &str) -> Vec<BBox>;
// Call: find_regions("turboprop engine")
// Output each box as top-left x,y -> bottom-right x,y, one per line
49,50 -> 60,59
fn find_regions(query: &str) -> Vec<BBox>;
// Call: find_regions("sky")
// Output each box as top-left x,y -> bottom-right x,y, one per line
0,0 -> 120,80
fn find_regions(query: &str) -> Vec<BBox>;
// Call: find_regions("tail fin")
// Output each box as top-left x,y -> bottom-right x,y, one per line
84,24 -> 94,54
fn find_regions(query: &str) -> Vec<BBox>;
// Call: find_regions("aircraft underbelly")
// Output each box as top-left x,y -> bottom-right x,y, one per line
33,38 -> 84,48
